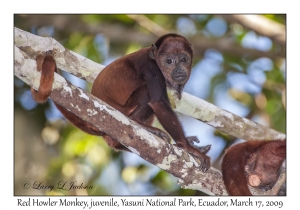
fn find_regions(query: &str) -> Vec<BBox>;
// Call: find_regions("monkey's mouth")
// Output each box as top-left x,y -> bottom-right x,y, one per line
172,75 -> 187,83
171,69 -> 188,83
173,75 -> 186,82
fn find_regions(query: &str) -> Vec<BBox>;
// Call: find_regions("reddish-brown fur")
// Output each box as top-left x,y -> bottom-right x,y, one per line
30,34 -> 211,172
222,140 -> 286,195
31,55 -> 57,103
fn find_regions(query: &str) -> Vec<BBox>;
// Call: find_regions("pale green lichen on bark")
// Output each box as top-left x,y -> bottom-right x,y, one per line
166,87 -> 285,140
174,94 -> 216,122
167,89 -> 177,109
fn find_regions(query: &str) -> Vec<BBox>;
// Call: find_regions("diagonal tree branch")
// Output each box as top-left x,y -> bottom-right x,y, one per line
126,14 -> 170,36
221,14 -> 286,49
14,27 -> 286,141
15,15 -> 284,59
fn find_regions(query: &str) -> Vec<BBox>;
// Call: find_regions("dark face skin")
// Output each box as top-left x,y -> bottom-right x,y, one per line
150,37 -> 193,99
160,52 -> 191,83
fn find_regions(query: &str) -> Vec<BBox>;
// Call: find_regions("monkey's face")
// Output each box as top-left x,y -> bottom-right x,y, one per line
161,52 -> 191,84
152,38 -> 193,99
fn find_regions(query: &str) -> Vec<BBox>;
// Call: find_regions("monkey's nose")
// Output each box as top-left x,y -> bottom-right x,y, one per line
175,68 -> 186,74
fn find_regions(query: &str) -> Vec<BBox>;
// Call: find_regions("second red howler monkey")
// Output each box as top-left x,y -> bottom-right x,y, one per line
31,34 -> 211,172
222,140 -> 286,196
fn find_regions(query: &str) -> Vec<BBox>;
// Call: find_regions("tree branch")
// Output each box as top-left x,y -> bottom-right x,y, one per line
16,15 -> 284,59
126,14 -> 170,36
14,27 -> 286,141
221,15 -> 286,49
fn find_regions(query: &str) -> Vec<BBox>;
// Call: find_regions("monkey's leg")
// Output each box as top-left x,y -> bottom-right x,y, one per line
54,103 -> 105,136
55,103 -> 130,152
128,104 -> 171,143
125,85 -> 172,143
103,135 -> 131,152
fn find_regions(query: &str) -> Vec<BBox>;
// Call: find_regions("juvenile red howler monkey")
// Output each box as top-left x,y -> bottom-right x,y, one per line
222,140 -> 286,195
31,34 -> 211,172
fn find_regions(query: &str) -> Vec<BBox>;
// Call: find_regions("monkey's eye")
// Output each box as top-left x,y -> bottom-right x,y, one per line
166,59 -> 173,64
181,57 -> 188,63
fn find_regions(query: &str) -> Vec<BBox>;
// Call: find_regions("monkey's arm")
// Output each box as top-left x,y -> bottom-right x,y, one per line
144,69 -> 210,172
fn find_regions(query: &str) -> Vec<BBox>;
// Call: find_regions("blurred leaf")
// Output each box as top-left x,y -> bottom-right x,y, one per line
81,15 -> 102,24
122,166 -> 138,184
228,88 -> 253,106
151,170 -> 176,192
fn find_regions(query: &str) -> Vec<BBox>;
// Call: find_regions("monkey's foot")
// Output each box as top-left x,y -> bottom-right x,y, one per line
187,136 -> 211,154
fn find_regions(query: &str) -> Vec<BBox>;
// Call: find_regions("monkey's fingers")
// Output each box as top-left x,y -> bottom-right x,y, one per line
191,144 -> 211,154
187,136 -> 211,154
188,150 -> 210,172
198,155 -> 211,172
186,136 -> 200,144
198,145 -> 211,154
203,156 -> 211,172
157,131 -> 172,143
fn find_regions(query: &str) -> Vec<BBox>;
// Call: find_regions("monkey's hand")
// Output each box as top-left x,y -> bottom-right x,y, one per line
176,139 -> 211,172
187,136 -> 211,154
189,150 -> 211,172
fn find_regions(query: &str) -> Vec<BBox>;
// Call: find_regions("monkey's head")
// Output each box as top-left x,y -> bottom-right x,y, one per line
149,34 -> 193,99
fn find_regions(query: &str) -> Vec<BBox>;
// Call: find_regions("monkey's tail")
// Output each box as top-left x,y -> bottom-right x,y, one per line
31,55 -> 57,103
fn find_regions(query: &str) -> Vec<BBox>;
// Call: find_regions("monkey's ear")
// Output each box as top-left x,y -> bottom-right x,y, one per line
149,43 -> 157,59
